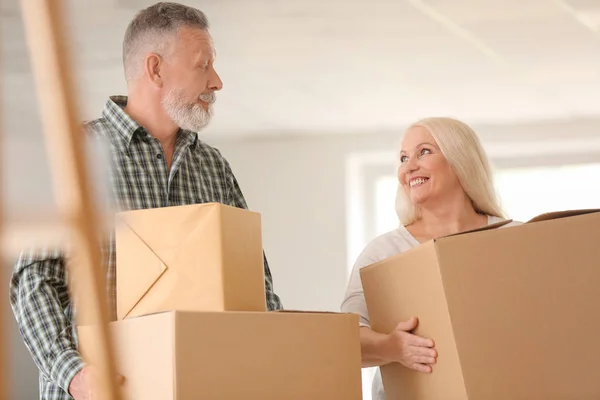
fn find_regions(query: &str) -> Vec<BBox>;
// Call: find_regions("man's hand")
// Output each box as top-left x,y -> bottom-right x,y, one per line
385,317 -> 437,373
68,366 -> 125,400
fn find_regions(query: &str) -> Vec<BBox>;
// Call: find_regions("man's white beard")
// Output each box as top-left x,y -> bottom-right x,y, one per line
162,88 -> 214,132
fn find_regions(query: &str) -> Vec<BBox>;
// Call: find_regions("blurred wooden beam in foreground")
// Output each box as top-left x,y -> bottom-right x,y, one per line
17,0 -> 121,399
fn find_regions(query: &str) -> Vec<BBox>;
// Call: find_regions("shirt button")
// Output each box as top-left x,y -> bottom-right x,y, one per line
157,154 -> 163,159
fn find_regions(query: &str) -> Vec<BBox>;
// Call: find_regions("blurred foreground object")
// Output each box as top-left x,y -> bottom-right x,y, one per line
11,0 -> 121,399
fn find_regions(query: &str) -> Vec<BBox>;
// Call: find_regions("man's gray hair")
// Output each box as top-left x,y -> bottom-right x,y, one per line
123,2 -> 209,81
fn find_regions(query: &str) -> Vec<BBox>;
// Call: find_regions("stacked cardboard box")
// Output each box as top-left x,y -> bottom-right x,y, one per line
114,203 -> 268,318
79,203 -> 362,400
360,209 -> 600,400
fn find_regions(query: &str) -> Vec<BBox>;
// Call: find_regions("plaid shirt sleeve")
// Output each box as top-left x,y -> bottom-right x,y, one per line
9,249 -> 85,394
221,156 -> 284,311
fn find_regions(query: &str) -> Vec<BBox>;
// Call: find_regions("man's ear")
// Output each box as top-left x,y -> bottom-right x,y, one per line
145,53 -> 163,87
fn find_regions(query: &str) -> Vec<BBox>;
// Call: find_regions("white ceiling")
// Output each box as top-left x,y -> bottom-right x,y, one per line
3,0 -> 600,137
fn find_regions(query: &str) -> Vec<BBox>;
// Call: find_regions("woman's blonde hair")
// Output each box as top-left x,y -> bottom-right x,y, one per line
395,117 -> 506,225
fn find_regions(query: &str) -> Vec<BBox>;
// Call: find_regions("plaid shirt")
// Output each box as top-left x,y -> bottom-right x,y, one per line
9,96 -> 283,400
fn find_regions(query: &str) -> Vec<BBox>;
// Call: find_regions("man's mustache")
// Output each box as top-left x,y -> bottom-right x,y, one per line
199,92 -> 216,104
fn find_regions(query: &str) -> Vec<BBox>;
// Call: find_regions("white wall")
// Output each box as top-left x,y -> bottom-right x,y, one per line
208,133 -> 399,311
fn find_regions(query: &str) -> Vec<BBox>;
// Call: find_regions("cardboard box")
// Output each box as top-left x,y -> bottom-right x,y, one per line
360,210 -> 600,400
116,203 -> 267,320
78,311 -> 363,400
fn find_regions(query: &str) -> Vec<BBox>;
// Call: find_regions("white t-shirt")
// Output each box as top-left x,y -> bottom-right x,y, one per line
340,216 -> 520,400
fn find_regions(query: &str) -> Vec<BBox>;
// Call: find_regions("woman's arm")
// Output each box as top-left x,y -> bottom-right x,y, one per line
360,326 -> 393,367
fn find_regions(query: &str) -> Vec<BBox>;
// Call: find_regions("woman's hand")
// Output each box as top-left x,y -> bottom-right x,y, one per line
384,317 -> 437,372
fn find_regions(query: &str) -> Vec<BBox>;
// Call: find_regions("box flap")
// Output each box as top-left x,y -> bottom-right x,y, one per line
274,310 -> 348,315
527,209 -> 600,223
116,218 -> 168,319
116,204 -> 220,319
441,219 -> 513,238
125,310 -> 177,320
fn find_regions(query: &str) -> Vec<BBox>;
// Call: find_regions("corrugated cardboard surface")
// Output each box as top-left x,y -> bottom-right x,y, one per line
362,242 -> 467,400
115,203 -> 266,319
79,311 -> 363,400
361,211 -> 600,400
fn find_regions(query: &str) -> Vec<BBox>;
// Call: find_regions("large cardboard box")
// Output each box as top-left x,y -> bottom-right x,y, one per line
78,311 -> 363,400
116,203 -> 267,319
360,210 -> 600,400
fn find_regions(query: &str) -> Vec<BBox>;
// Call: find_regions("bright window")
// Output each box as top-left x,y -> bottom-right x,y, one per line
494,163 -> 600,222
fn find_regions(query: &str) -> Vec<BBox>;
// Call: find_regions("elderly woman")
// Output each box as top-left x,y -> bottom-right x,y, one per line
341,117 -> 516,399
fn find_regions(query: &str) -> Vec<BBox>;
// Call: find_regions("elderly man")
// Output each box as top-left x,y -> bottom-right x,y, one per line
10,3 -> 283,399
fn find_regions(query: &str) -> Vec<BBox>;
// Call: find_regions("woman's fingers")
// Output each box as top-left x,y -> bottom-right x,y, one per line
395,330 -> 438,372
408,345 -> 437,358
412,355 -> 436,365
407,346 -> 437,357
405,333 -> 435,348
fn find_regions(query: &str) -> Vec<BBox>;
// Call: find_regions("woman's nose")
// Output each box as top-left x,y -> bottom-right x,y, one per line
405,157 -> 419,172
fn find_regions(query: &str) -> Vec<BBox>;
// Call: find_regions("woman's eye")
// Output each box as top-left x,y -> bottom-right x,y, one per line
400,155 -> 408,163
420,148 -> 431,156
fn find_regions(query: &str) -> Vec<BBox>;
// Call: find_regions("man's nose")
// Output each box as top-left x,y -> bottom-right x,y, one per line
209,69 -> 223,92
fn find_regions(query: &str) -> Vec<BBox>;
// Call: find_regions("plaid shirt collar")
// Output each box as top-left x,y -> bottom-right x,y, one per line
102,95 -> 198,149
